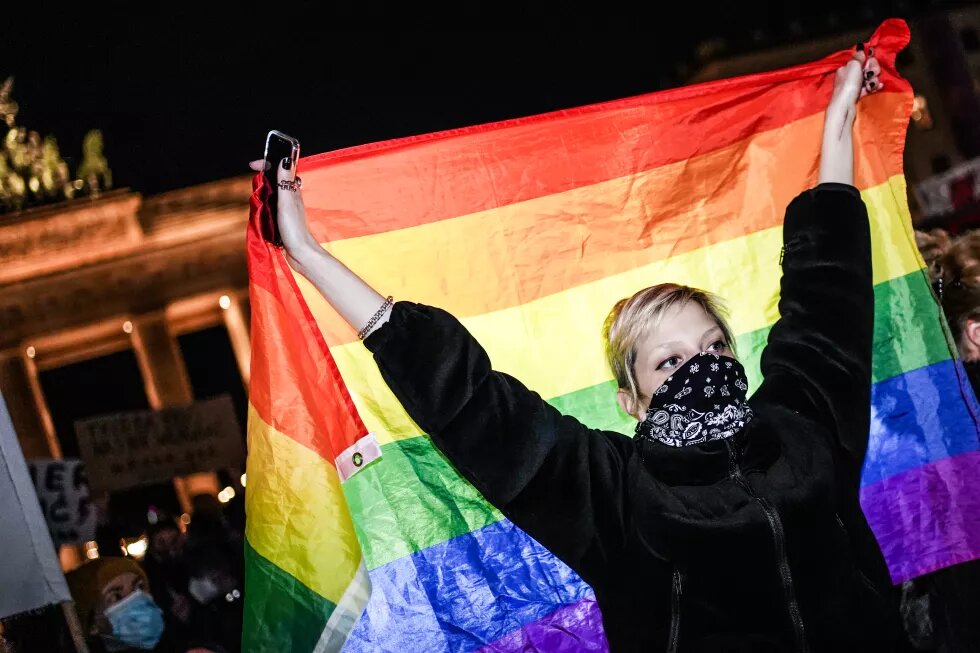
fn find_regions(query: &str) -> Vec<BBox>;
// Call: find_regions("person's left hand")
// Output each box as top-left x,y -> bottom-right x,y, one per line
828,47 -> 882,116
819,45 -> 881,184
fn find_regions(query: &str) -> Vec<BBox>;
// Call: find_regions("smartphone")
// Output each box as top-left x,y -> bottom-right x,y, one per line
261,130 -> 300,246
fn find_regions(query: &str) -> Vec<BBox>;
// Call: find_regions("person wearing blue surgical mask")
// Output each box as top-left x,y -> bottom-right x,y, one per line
66,556 -> 221,653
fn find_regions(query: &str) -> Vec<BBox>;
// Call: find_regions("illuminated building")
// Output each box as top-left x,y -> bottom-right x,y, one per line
0,176 -> 251,566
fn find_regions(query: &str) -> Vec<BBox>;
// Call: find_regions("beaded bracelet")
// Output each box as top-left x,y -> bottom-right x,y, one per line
358,296 -> 394,340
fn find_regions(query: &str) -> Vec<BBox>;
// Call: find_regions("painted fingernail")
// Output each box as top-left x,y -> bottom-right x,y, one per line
282,157 -> 292,171
865,70 -> 875,80
867,81 -> 878,91
856,42 -> 865,51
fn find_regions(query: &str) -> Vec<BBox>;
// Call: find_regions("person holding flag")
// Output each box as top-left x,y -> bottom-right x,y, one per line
251,46 -> 902,651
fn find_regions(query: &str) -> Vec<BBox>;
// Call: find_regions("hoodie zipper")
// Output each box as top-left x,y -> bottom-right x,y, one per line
725,440 -> 809,653
667,567 -> 684,653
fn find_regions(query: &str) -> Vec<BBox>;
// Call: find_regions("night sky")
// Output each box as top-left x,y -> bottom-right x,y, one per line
3,1 -> 968,197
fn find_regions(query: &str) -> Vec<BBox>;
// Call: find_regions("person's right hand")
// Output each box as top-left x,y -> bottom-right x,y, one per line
249,157 -> 317,260
249,150 -> 391,339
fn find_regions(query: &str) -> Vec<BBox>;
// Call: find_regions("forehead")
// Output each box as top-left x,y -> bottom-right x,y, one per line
645,300 -> 719,342
102,571 -> 140,596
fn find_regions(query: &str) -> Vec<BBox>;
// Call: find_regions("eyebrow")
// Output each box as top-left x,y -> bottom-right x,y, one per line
701,326 -> 724,341
654,326 -> 724,351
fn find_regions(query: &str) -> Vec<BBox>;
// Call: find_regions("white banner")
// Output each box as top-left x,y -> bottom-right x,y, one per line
0,392 -> 71,618
74,395 -> 243,493
28,459 -> 97,547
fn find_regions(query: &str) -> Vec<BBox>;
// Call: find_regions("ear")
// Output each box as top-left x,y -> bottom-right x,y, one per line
617,389 -> 642,421
964,319 -> 980,360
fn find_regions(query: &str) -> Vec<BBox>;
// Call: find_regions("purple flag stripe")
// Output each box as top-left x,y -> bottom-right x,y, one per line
473,598 -> 609,653
861,450 -> 980,583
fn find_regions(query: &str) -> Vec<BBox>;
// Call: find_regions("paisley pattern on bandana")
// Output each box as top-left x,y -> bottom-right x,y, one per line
635,352 -> 754,447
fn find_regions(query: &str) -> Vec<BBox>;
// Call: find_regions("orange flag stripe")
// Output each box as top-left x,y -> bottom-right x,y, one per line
299,75 -> 908,243
293,92 -> 904,347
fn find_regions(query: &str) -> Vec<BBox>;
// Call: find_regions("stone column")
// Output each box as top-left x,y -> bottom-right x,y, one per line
129,313 -> 218,513
0,350 -> 60,459
221,293 -> 251,389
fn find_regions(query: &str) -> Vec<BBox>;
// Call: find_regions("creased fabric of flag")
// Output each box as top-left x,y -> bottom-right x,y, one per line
243,19 -> 980,652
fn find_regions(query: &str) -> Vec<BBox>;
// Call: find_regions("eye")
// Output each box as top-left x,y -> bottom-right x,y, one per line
656,356 -> 682,371
707,339 -> 727,353
105,590 -> 121,606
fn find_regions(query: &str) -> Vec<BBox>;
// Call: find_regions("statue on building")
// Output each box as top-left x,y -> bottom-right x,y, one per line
76,130 -> 112,197
0,77 -> 18,128
39,136 -> 71,199
0,78 -> 110,213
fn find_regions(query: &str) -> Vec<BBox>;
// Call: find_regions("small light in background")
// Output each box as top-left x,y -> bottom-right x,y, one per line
125,536 -> 148,559
122,320 -> 133,334
218,486 -> 236,504
25,346 -> 36,359
121,536 -> 148,559
180,512 -> 192,525
240,473 -> 247,488
84,541 -> 100,560
219,295 -> 232,310
911,95 -> 934,130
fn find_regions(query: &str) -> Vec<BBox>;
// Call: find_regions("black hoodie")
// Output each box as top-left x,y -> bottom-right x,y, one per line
365,184 -> 902,652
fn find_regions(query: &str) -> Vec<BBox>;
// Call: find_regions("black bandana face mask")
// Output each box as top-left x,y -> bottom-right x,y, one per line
635,352 -> 754,447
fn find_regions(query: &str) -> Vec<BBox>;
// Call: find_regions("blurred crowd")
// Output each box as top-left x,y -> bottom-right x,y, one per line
2,492 -> 246,653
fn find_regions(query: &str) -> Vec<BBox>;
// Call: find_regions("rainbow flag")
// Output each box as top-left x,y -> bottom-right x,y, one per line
244,19 -> 980,652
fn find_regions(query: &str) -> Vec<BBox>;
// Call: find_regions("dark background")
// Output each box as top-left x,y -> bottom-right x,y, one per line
2,1 -> 972,196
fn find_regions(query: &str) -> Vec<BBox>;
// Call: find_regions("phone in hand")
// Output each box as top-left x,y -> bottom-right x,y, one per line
261,130 -> 300,246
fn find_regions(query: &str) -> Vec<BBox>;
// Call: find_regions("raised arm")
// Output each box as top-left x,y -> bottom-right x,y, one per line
252,157 -> 631,577
818,46 -> 880,186
250,159 -> 395,338
752,48 -> 882,464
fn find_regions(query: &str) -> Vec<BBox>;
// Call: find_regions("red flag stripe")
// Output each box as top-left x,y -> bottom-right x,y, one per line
298,22 -> 909,243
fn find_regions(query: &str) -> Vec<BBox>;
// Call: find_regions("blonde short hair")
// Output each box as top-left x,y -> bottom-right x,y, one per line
603,283 -> 735,412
